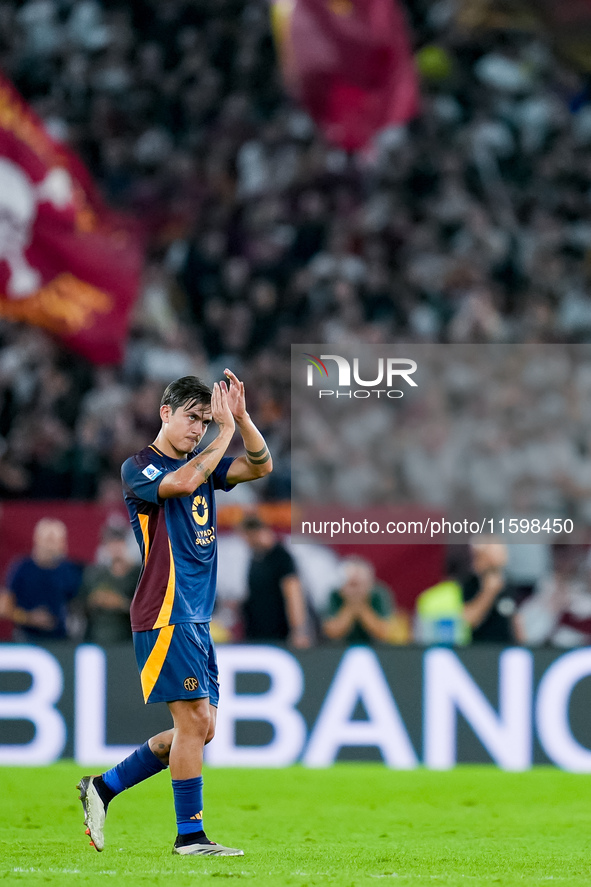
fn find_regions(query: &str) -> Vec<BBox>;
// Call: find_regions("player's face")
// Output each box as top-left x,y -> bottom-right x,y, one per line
161,400 -> 213,455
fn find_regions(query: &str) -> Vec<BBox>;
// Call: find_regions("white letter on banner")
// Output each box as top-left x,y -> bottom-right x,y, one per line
424,647 -> 532,770
536,649 -> 591,772
75,646 -> 137,766
303,647 -> 417,768
0,645 -> 66,764
206,645 -> 306,766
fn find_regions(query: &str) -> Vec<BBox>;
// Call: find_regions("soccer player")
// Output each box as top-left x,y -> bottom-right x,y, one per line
77,370 -> 272,857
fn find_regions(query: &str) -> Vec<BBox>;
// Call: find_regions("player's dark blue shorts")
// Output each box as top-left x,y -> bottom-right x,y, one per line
132,621 -> 219,706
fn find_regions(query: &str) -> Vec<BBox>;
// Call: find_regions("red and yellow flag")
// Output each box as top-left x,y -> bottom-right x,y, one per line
0,75 -> 143,363
272,0 -> 419,151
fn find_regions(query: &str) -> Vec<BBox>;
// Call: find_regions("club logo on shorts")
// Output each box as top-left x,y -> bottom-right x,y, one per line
184,676 -> 199,691
192,494 -> 209,526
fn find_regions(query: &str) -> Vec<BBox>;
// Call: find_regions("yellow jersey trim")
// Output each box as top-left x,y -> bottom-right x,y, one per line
138,513 -> 150,561
152,538 -> 176,629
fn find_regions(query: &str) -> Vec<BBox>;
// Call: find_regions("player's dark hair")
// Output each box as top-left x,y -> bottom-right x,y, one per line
160,376 -> 212,413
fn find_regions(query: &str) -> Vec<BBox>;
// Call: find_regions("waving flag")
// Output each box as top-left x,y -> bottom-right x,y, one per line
272,0 -> 419,151
0,75 -> 143,364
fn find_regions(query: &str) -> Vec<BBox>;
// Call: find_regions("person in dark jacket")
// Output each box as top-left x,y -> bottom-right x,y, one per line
240,515 -> 311,648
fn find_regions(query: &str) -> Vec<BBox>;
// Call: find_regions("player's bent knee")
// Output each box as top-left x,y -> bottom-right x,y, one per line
169,698 -> 211,738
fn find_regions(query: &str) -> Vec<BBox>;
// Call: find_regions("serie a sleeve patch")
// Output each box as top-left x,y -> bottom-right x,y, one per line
142,464 -> 162,480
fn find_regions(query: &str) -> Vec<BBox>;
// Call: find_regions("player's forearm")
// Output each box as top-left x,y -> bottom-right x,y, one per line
159,426 -> 235,498
236,413 -> 273,476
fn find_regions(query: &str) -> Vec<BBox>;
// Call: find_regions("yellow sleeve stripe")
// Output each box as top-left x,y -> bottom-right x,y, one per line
138,513 -> 150,561
152,538 -> 176,629
140,624 -> 175,702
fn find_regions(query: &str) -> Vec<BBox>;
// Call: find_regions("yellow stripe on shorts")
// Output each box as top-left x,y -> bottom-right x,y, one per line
140,624 -> 175,702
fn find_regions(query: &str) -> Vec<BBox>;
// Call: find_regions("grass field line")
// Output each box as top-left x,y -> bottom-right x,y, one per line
13,868 -> 116,876
11,867 -> 259,877
8,868 -> 581,882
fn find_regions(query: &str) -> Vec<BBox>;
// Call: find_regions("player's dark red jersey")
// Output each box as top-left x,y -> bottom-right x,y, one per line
121,444 -> 235,631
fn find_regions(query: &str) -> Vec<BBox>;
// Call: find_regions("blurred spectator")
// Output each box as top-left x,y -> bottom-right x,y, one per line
322,556 -> 395,644
239,514 -> 311,647
516,545 -> 591,647
285,538 -> 341,616
77,524 -> 140,644
214,530 -> 340,640
462,541 -> 520,643
505,542 -> 552,602
414,548 -> 470,645
0,518 -> 82,641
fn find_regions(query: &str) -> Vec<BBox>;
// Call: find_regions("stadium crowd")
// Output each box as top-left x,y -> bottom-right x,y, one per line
3,515 -> 591,649
2,0 -> 591,643
293,344 -> 591,528
2,1 -> 591,503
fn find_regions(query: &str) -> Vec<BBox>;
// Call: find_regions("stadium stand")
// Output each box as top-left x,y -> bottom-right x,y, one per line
2,0 -> 591,639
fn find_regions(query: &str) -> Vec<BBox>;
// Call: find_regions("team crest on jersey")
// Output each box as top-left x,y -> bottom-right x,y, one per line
192,494 -> 209,526
184,676 -> 199,691
142,464 -> 162,480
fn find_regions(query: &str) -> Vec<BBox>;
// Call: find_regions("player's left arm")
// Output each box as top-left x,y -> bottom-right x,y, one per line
223,368 -> 273,484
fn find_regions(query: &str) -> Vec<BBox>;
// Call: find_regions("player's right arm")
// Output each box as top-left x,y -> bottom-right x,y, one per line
158,382 -> 236,499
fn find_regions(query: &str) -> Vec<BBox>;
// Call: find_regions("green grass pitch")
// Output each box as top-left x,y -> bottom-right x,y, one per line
1,763 -> 591,886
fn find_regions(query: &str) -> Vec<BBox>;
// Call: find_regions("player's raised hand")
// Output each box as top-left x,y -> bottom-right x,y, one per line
211,381 -> 235,434
223,368 -> 246,419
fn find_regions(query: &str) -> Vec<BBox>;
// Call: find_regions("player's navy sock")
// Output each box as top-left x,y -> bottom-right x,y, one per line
172,776 -> 204,835
92,775 -> 116,807
174,831 -> 212,847
101,741 -> 167,798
